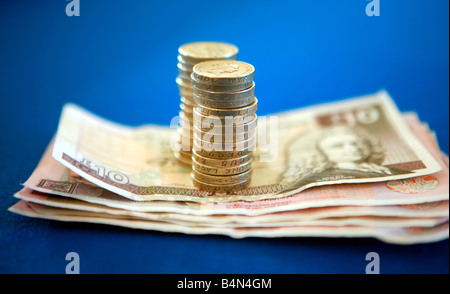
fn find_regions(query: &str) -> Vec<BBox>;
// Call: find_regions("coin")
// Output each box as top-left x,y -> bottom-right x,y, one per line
178,42 -> 238,64
177,126 -> 194,137
179,110 -> 193,120
187,58 -> 258,191
179,87 -> 194,97
193,134 -> 256,152
180,102 -> 194,114
192,157 -> 252,176
192,150 -> 252,167
192,139 -> 255,158
180,96 -> 196,107
191,177 -> 250,193
193,128 -> 256,143
177,75 -> 192,87
176,77 -> 193,89
192,60 -> 255,85
193,82 -> 255,101
176,132 -> 193,151
192,168 -> 252,185
175,42 -> 240,167
174,150 -> 192,164
192,122 -> 257,143
177,125 -> 193,137
193,113 -> 257,134
194,95 -> 255,109
177,62 -> 192,75
177,55 -> 197,68
193,108 -> 256,126
178,72 -> 192,83
193,125 -> 254,142
191,78 -> 253,92
195,98 -> 258,117
193,147 -> 254,159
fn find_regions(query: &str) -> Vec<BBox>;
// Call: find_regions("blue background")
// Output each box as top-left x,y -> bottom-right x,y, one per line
0,0 -> 448,274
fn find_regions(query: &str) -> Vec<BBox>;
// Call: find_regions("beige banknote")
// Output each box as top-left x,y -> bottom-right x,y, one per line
9,200 -> 449,245
51,90 -> 442,202
14,187 -> 449,227
23,112 -> 449,216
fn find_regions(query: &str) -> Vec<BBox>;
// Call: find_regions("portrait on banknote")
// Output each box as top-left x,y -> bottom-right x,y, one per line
281,124 -> 411,188
278,102 -> 418,189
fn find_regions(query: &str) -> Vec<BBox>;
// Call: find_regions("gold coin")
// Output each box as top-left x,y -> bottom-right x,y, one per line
180,125 -> 193,137
192,168 -> 252,185
179,123 -> 193,136
180,117 -> 193,127
174,150 -> 192,165
177,62 -> 192,75
179,110 -> 194,121
177,125 -> 193,138
191,78 -> 253,92
177,123 -> 193,134
177,75 -> 192,86
193,113 -> 257,134
179,119 -> 193,132
177,142 -> 193,153
192,60 -> 254,85
192,150 -> 252,167
191,177 -> 250,193
193,128 -> 256,143
193,146 -> 254,159
193,133 -> 256,152
195,98 -> 258,117
192,138 -> 256,157
180,102 -> 194,114
177,55 -> 197,68
176,132 -> 193,150
178,42 -> 238,64
179,136 -> 193,148
179,90 -> 194,100
193,82 -> 255,101
193,129 -> 256,144
178,72 -> 192,82
176,77 -> 193,90
180,96 -> 196,107
176,142 -> 193,153
177,127 -> 193,140
194,94 -> 255,109
181,112 -> 193,121
192,123 -> 257,143
192,157 -> 252,176
193,108 -> 256,125
193,125 -> 254,142
177,134 -> 193,147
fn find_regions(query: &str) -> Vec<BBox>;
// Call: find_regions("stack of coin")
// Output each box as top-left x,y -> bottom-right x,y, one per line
174,42 -> 239,164
191,60 -> 257,192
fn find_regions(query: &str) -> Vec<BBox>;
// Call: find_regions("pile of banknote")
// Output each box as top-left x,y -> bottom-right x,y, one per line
175,42 -> 239,164
191,60 -> 258,192
8,90 -> 449,244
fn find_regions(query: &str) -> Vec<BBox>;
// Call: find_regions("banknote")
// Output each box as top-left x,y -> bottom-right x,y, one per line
14,187 -> 449,227
51,90 -> 442,202
443,152 -> 449,169
23,112 -> 449,216
9,200 -> 449,245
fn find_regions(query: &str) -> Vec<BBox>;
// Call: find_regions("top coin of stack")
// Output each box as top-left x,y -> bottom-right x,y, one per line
174,42 -> 239,165
191,60 -> 257,193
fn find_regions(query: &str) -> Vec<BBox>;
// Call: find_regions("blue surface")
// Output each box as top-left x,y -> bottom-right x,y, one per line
0,0 -> 448,274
